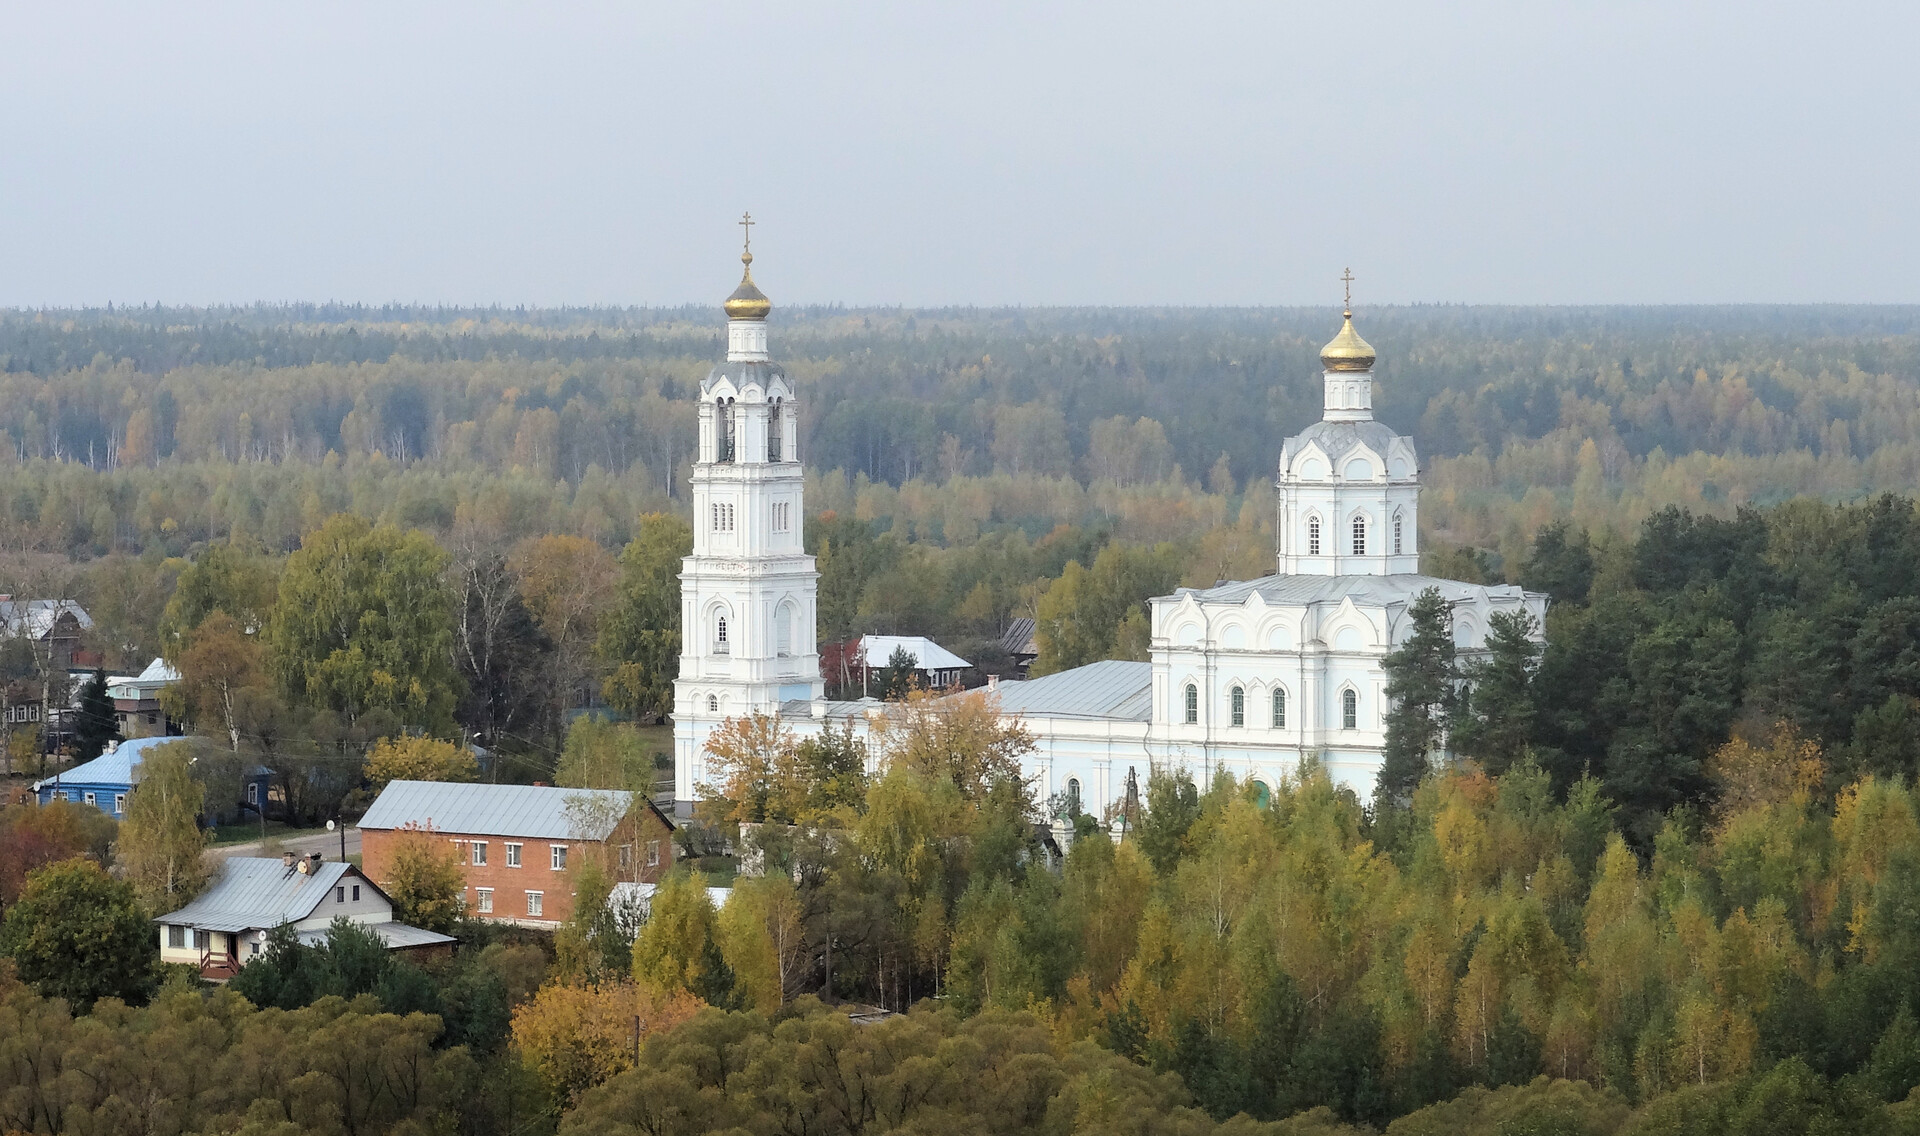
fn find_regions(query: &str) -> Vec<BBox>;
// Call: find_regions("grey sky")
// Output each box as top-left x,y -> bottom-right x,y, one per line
5,1 -> 1916,307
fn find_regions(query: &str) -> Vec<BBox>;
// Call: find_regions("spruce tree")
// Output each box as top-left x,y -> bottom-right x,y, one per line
71,668 -> 118,761
1378,587 -> 1458,805
1454,608 -> 1540,775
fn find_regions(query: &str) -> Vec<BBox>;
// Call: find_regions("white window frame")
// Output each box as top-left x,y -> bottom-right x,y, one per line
114,793 -> 127,813
1342,688 -> 1359,730
505,842 -> 522,867
1352,516 -> 1367,556
472,841 -> 488,866
1307,517 -> 1322,556
84,792 -> 96,807
551,844 -> 568,871
647,840 -> 661,868
168,924 -> 186,949
1271,687 -> 1286,729
527,891 -> 544,918
1393,513 -> 1404,555
476,887 -> 494,914
1184,683 -> 1198,724
1230,686 -> 1245,727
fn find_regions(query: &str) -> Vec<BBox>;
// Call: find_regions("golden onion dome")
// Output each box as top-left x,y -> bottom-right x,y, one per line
723,251 -> 771,320
1319,309 -> 1375,372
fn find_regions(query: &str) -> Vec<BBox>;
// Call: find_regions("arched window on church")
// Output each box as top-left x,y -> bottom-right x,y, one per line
768,398 -> 784,462
1271,687 -> 1286,728
1352,516 -> 1367,556
718,398 -> 736,463
1393,513 -> 1404,555
1341,688 -> 1358,730
707,694 -> 719,712
715,615 -> 729,655
1065,777 -> 1082,817
1230,685 -> 1245,727
775,603 -> 793,657
1184,683 -> 1198,724
1307,517 -> 1321,556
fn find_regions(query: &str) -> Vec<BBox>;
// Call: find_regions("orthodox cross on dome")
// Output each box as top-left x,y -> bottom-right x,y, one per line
739,211 -> 755,260
1340,267 -> 1355,314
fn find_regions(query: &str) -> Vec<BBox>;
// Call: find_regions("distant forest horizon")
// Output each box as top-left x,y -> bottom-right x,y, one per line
3,302 -> 1918,577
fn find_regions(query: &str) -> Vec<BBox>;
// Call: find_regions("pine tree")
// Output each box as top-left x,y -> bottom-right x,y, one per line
1378,588 -> 1458,805
1455,609 -> 1540,775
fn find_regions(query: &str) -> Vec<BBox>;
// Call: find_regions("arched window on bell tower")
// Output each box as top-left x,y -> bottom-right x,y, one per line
1307,516 -> 1322,557
768,397 -> 784,462
1351,515 -> 1367,556
1393,511 -> 1404,556
718,397 -> 736,463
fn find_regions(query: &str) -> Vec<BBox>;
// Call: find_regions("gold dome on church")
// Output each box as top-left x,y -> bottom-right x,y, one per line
724,251 -> 772,320
1320,310 -> 1375,373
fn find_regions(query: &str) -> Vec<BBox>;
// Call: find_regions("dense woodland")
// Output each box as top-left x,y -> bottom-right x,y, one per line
6,305 -> 1920,1134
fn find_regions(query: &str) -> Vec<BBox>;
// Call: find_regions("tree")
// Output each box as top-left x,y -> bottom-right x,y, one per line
267,513 -> 460,732
874,688 -> 1035,804
1031,543 -> 1182,676
509,979 -> 700,1105
1519,520 -> 1595,606
553,860 -> 626,987
556,716 -> 653,791
632,870 -> 724,998
699,712 -> 802,825
873,644 -> 919,700
1379,587 -> 1458,804
159,541 -> 277,656
168,610 -> 264,751
1136,765 -> 1201,875
449,537 -> 553,747
0,798 -> 117,910
380,825 -> 465,934
118,742 -> 211,911
1453,609 -> 1540,775
512,533 -> 619,723
597,513 -> 693,722
71,668 -> 118,761
363,734 -> 479,789
0,858 -> 155,1009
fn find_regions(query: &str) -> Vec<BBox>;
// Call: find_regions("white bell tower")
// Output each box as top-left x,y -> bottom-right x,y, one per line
1276,274 -> 1421,576
673,215 -> 823,809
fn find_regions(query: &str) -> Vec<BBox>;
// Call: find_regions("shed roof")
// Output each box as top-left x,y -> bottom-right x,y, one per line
990,660 -> 1152,722
0,599 -> 92,638
357,780 -> 669,841
156,856 -> 369,932
296,921 -> 456,950
859,635 -> 971,670
1000,617 -> 1037,656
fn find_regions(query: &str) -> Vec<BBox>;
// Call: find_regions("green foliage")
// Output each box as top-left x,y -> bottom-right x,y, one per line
0,858 -> 155,1009
1455,609 -> 1541,776
159,541 -> 277,655
555,715 -> 654,790
117,741 -> 210,911
267,513 -> 459,731
1136,766 -> 1201,875
1379,588 -> 1458,804
1032,542 -> 1182,675
597,512 -> 692,721
71,668 -> 117,761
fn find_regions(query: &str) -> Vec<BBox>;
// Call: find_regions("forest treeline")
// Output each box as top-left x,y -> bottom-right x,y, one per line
4,305 -> 1920,572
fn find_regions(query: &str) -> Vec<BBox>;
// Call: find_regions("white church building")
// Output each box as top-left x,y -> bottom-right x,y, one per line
673,233 -> 1547,814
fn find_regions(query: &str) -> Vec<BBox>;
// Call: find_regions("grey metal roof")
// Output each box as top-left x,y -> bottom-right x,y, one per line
702,360 -> 786,393
356,780 -> 638,840
1000,617 -> 1037,655
990,660 -> 1152,722
156,857 -> 358,930
34,735 -> 198,792
1165,573 -> 1540,609
858,635 -> 971,669
0,599 -> 92,638
1282,419 -> 1407,464
297,921 -> 456,950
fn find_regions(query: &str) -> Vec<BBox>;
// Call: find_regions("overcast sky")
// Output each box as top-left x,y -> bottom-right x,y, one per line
5,1 -> 1917,308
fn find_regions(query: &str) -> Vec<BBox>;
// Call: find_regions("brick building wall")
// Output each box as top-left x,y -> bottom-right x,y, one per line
360,805 -> 675,927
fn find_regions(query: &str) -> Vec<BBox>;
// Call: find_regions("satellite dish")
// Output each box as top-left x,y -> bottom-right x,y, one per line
326,820 -> 336,831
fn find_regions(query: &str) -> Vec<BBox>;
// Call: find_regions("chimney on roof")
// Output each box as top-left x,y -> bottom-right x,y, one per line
282,851 -> 296,869
309,852 -> 323,870
987,674 -> 999,691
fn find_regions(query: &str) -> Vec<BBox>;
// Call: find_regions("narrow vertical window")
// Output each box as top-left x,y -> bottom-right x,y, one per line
1230,686 -> 1245,726
1352,516 -> 1367,556
1342,689 -> 1358,730
768,400 -> 784,462
715,616 -> 729,654
719,399 -> 736,462
776,605 -> 793,656
1393,514 -> 1404,555
1271,687 -> 1286,728
707,694 -> 719,712
1307,517 -> 1321,556
1184,683 -> 1199,724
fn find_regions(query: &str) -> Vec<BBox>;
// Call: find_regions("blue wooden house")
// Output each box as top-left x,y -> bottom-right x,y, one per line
33,736 -> 272,825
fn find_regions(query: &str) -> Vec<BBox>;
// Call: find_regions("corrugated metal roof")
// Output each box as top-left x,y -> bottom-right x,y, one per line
357,780 -> 638,840
1165,573 -> 1540,609
156,856 -> 355,929
33,735 -> 189,791
1000,618 -> 1037,655
609,881 -> 732,915
296,921 -> 456,949
859,635 -> 971,670
991,660 -> 1152,722
0,599 -> 92,638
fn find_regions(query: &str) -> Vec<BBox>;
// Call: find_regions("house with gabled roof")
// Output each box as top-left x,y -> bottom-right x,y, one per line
156,852 -> 454,980
32,735 -> 271,825
357,780 -> 677,929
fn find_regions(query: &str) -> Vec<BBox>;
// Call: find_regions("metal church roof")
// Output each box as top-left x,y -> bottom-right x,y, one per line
858,635 -> 971,670
356,780 -> 642,840
1166,573 -> 1540,608
990,660 -> 1152,722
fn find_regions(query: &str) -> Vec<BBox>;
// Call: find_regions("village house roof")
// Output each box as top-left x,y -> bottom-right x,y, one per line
157,857 -> 366,933
108,658 -> 180,702
32,735 -> 189,792
357,780 -> 674,841
857,635 -> 971,670
999,618 -> 1038,657
0,598 -> 91,639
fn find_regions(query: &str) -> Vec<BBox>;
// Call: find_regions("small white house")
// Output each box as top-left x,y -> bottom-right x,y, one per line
154,853 -> 453,979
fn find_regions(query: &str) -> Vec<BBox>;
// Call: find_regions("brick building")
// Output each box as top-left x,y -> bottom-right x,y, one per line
357,780 -> 676,928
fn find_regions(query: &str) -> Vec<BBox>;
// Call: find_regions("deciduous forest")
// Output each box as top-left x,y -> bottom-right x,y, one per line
5,304 -> 1920,1135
